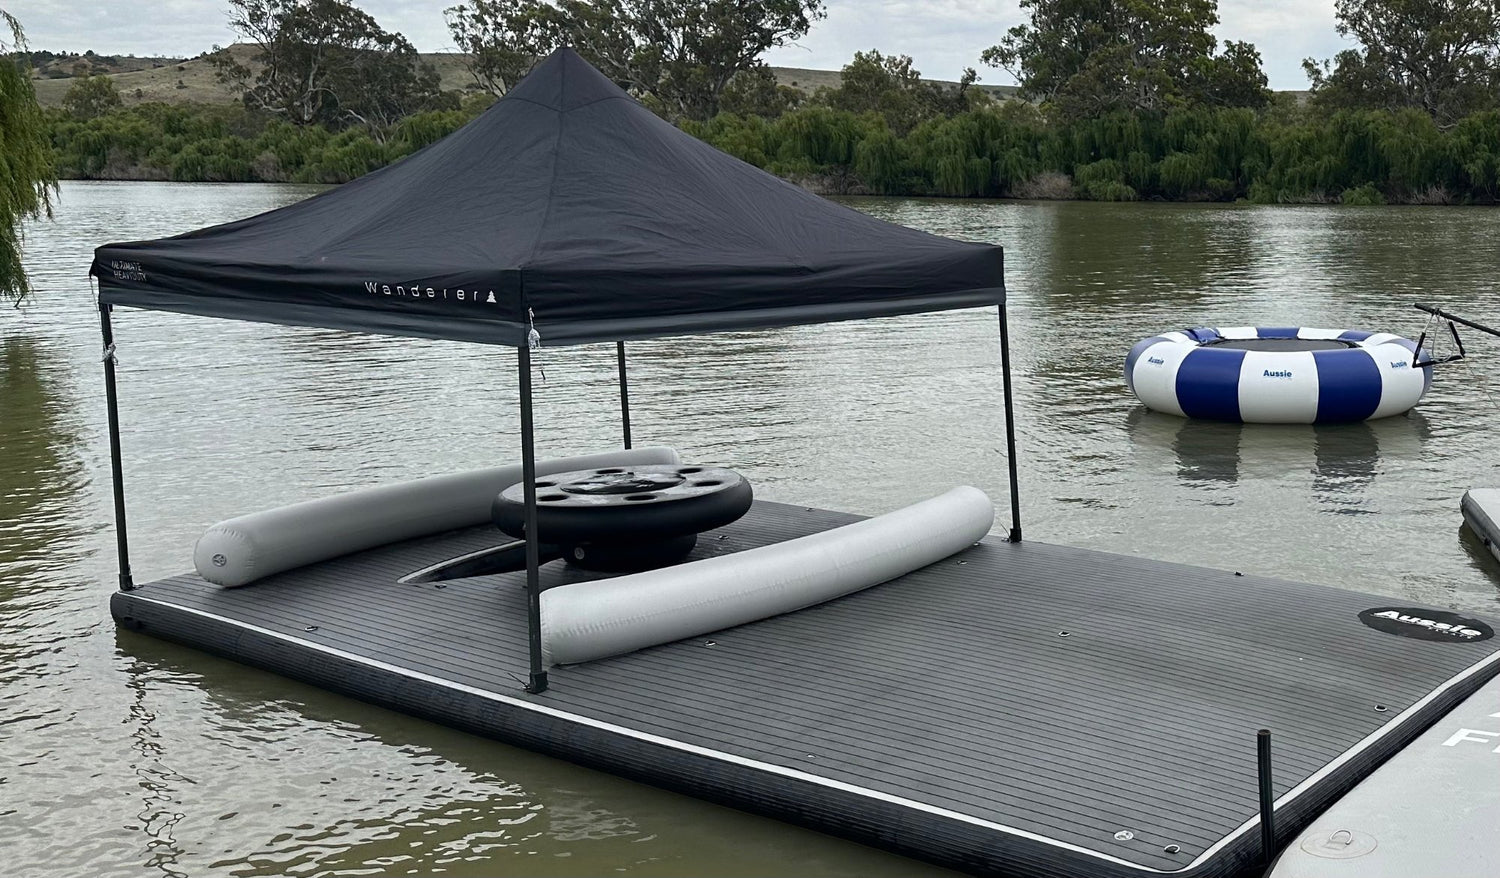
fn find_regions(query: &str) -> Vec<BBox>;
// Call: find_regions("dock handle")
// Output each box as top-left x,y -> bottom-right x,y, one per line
1257,728 -> 1276,864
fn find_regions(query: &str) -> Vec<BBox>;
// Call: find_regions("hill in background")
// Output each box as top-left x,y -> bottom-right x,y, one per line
30,44 -> 1018,108
28,49 -> 188,81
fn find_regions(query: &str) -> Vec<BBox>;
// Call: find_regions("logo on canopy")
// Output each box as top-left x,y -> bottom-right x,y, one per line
363,282 -> 499,305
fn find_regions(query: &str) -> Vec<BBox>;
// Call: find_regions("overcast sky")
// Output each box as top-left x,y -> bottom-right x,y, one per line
2,0 -> 1347,91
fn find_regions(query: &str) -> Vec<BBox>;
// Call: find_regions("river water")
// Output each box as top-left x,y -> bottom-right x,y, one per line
3,182 -> 1498,877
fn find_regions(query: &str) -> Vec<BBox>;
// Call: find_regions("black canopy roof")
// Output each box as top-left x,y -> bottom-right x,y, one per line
91,49 -> 1004,347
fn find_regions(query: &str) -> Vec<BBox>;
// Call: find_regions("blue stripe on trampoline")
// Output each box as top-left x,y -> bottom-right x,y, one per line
1176,348 -> 1246,421
1312,349 -> 1382,422
1338,329 -> 1374,342
1258,326 -> 1300,339
1125,336 -> 1170,392
1184,327 -> 1221,343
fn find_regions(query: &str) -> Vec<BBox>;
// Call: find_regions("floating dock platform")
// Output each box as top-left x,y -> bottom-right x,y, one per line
1463,489 -> 1500,565
112,500 -> 1500,878
1269,672 -> 1500,878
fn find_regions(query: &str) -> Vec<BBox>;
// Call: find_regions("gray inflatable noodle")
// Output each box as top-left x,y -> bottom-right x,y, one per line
541,485 -> 995,665
194,446 -> 681,586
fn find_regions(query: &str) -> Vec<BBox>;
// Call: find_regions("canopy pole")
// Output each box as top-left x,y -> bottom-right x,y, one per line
998,304 -> 1022,543
99,303 -> 135,591
518,346 -> 548,693
616,341 -> 632,449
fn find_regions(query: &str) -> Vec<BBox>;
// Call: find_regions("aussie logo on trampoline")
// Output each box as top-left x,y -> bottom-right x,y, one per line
1358,607 -> 1494,642
363,281 -> 499,305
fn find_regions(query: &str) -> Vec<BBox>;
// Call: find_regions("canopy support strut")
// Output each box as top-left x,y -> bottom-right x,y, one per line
518,346 -> 548,693
616,341 -> 632,449
99,303 -> 135,591
998,305 -> 1022,543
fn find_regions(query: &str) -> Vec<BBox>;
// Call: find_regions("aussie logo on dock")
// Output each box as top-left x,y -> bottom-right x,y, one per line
1358,607 -> 1494,642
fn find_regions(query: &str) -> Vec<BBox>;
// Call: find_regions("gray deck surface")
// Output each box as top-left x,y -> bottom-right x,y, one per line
115,500 -> 1500,877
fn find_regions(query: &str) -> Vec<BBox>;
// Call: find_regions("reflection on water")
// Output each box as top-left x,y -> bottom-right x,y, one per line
1124,407 -> 1432,514
111,631 -> 939,878
2,183 -> 1499,877
123,664 -> 190,878
0,336 -> 89,588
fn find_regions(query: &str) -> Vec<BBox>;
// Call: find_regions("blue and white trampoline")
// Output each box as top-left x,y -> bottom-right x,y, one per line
1126,327 -> 1432,423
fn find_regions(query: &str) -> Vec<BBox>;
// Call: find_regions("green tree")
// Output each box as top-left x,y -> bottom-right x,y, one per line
61,73 -> 122,119
824,50 -> 924,114
444,0 -> 826,121
1,11 -> 56,303
821,49 -> 923,133
1303,0 -> 1500,126
719,65 -> 801,117
820,49 -> 983,134
445,0 -> 559,94
982,0 -> 1269,121
213,0 -> 444,132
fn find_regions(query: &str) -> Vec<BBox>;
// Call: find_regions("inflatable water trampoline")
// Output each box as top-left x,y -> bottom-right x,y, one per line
1127,327 -> 1431,423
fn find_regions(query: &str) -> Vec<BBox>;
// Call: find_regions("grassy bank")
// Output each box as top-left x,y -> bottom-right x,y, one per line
45,99 -> 1500,204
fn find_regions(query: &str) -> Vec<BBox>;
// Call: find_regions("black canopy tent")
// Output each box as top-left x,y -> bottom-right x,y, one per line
89,48 -> 1018,693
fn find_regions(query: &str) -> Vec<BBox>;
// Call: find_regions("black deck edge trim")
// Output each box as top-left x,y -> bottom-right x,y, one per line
111,590 -> 1500,878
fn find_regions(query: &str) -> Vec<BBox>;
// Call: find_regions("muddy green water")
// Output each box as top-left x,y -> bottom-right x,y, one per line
3,182 -> 1498,877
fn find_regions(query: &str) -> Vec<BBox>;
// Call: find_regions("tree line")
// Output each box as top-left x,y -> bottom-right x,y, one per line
25,0 -> 1500,199
10,0 -> 1499,300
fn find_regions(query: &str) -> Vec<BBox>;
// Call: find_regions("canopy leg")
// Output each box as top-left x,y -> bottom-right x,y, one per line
519,346 -> 548,693
100,303 -> 135,591
616,341 -> 632,449
998,305 -> 1022,542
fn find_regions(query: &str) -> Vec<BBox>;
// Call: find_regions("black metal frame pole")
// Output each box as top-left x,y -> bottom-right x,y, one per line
998,304 -> 1023,543
1257,729 -> 1277,863
616,340 -> 632,449
518,346 -> 548,693
99,303 -> 135,591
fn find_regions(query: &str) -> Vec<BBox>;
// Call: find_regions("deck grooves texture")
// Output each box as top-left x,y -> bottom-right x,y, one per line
113,500 -> 1500,878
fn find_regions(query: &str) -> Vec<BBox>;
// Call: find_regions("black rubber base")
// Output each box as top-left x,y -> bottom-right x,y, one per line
493,466 -> 753,545
563,534 -> 699,571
